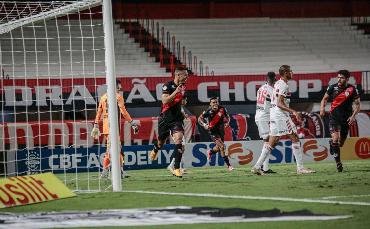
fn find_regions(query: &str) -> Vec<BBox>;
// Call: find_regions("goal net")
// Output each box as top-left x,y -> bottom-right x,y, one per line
0,0 -> 118,192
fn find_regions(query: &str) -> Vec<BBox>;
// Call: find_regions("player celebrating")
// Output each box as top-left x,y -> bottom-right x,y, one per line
91,79 -> 139,178
251,65 -> 315,175
198,97 -> 234,171
149,66 -> 188,178
254,72 -> 277,173
320,70 -> 360,172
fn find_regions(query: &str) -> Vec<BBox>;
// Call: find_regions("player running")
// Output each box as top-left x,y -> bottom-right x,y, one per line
198,97 -> 234,171
149,66 -> 188,178
91,79 -> 139,178
320,70 -> 361,172
253,72 -> 277,174
251,65 -> 315,175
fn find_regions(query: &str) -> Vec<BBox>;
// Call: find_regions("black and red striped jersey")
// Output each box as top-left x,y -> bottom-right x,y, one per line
326,83 -> 359,121
160,80 -> 185,122
199,106 -> 230,134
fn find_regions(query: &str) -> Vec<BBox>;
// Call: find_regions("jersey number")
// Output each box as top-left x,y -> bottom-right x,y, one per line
257,89 -> 268,104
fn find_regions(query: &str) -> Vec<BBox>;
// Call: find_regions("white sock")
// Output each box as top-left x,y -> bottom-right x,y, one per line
262,143 -> 270,171
262,157 -> 270,171
292,141 -> 304,170
169,158 -> 175,168
254,144 -> 272,169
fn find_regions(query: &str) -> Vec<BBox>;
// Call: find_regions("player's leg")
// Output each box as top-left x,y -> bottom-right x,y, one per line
150,118 -> 169,161
329,119 -> 347,172
214,137 -> 233,171
171,122 -> 185,177
207,134 -> 221,160
257,120 -> 275,173
286,119 -> 315,174
262,136 -> 276,173
168,135 -> 188,174
337,123 -> 349,172
101,135 -> 111,177
251,120 -> 279,175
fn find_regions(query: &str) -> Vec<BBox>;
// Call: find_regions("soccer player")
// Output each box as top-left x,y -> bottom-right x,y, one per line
149,66 -> 188,178
251,65 -> 315,175
198,97 -> 234,171
254,72 -> 277,173
320,70 -> 360,172
91,79 -> 139,178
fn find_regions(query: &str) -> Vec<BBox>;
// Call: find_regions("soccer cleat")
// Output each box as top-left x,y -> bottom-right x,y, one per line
297,167 -> 316,174
251,167 -> 264,175
336,162 -> 343,172
172,168 -> 183,178
149,150 -> 158,161
207,150 -> 212,161
121,168 -> 130,178
263,169 -> 276,174
227,166 -> 234,171
100,169 -> 109,178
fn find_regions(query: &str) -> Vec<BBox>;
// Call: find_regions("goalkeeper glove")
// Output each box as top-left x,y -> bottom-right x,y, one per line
130,120 -> 139,134
91,123 -> 101,139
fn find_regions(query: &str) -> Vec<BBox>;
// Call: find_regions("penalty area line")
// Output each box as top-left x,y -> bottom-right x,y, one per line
122,190 -> 370,206
320,194 -> 370,200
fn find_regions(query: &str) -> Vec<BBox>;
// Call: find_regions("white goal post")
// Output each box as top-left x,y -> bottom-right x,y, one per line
0,0 -> 123,192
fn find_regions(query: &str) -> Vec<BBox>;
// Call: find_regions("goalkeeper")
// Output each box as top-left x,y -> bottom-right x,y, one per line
91,79 -> 139,178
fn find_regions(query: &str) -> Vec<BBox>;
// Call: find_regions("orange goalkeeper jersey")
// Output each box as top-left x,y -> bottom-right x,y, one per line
94,93 -> 133,135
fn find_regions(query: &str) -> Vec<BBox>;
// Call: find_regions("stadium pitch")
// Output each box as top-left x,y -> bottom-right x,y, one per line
0,160 -> 369,229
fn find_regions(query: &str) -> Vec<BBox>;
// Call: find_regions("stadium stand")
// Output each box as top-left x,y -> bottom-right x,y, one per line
0,19 -> 169,78
157,18 -> 370,75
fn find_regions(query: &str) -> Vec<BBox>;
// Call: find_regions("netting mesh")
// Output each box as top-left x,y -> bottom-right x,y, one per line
0,0 -> 114,192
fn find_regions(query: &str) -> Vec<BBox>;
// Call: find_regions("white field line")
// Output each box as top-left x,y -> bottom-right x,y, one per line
320,194 -> 370,200
122,190 -> 370,206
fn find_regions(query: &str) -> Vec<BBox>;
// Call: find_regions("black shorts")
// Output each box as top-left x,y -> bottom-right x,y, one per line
158,117 -> 184,141
210,130 -> 224,143
329,117 -> 349,139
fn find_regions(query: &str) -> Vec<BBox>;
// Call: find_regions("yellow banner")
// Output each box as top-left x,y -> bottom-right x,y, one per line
341,137 -> 370,160
0,173 -> 76,208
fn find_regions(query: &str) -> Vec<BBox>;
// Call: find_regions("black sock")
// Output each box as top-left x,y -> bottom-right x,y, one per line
210,148 -> 218,154
330,141 -> 341,164
222,156 -> 231,167
153,142 -> 160,153
174,144 -> 183,169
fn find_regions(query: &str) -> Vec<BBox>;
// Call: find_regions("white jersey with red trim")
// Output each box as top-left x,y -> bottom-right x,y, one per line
270,79 -> 291,119
255,83 -> 274,121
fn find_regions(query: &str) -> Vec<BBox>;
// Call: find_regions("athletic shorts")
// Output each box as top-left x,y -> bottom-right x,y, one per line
255,120 -> 270,140
158,117 -> 184,141
329,117 -> 349,139
270,117 -> 297,136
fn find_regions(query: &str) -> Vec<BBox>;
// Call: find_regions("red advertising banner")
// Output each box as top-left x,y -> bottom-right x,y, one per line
0,72 -> 363,109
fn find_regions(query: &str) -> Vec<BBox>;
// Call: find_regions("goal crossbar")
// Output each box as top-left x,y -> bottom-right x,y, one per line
0,0 -> 101,34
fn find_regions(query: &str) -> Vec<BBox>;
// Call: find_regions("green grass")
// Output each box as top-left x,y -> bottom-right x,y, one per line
1,160 -> 370,229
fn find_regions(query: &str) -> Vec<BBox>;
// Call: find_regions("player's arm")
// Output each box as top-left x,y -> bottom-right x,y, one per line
117,95 -> 133,122
277,94 -> 300,121
348,97 -> 361,125
94,98 -> 103,124
117,95 -> 139,134
161,85 -> 182,104
320,93 -> 330,117
198,112 -> 209,130
223,108 -> 231,127
91,97 -> 104,138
